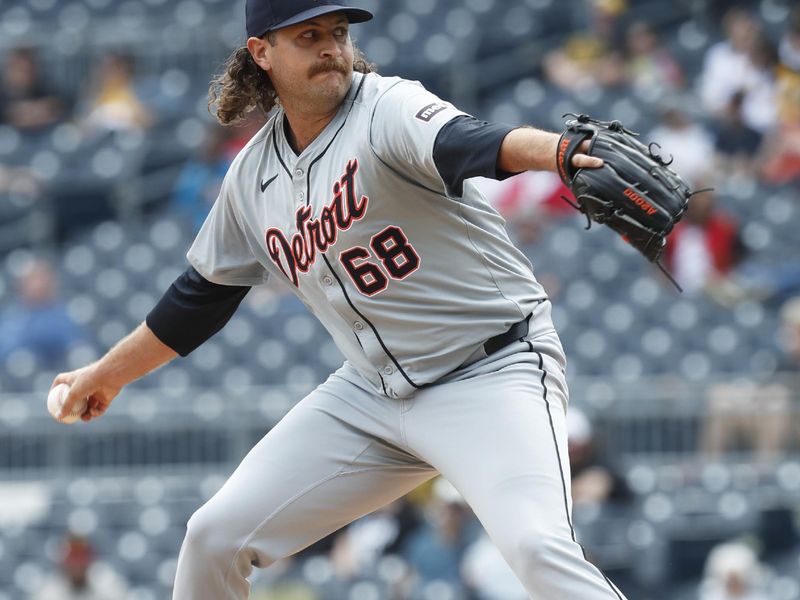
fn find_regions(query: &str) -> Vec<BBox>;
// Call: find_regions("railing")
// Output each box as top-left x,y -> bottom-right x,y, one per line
2,374 -> 798,480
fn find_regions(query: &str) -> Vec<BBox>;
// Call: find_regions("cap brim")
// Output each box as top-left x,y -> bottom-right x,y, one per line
270,6 -> 373,32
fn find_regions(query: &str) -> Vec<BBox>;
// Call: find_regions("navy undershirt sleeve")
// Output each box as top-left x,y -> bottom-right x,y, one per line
433,115 -> 519,196
146,266 -> 251,357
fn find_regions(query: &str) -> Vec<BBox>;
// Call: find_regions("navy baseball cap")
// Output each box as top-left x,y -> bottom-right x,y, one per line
246,0 -> 373,38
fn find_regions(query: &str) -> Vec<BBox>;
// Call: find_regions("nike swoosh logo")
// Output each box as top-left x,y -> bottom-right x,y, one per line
260,174 -> 278,193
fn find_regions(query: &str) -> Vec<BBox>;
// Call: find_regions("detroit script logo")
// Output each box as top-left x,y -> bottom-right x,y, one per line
265,159 -> 369,287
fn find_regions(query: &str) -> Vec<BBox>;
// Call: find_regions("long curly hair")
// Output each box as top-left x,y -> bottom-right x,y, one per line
208,37 -> 375,125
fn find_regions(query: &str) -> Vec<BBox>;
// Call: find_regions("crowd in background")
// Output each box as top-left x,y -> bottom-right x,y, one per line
3,3 -> 800,356
0,1 -> 799,598
489,3 -> 800,300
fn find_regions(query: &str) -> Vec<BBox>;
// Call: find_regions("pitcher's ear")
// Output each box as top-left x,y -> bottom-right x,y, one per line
247,37 -> 271,71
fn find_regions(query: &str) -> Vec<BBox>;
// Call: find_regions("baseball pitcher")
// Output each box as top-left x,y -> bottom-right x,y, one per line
53,1 -> 690,597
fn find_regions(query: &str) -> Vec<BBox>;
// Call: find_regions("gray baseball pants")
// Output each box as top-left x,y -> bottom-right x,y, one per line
172,330 -> 627,599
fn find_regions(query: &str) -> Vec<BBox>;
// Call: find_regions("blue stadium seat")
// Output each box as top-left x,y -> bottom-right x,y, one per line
138,506 -> 170,537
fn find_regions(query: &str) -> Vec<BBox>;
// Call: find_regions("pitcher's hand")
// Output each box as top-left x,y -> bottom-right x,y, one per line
51,364 -> 121,422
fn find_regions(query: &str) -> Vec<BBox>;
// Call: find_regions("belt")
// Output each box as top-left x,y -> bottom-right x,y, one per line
483,314 -> 531,356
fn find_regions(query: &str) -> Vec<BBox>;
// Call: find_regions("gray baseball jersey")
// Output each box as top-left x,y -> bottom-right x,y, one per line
176,70 -> 628,600
188,71 -> 550,399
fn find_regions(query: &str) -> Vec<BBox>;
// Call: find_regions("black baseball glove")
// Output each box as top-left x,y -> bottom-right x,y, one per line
556,114 -> 693,289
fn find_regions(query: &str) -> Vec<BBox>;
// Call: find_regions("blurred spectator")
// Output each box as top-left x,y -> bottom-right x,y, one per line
713,90 -> 763,175
700,377 -> 791,461
698,8 -> 762,119
401,478 -> 476,592
0,164 -> 41,197
759,7 -> 800,184
78,52 -> 154,135
542,0 -> 627,93
701,294 -> 800,460
172,124 -> 233,232
250,581 -> 316,600
567,407 -> 632,507
663,186 -> 744,296
0,256 -> 85,366
624,20 -> 684,96
248,559 -> 316,600
698,8 -> 778,140
647,102 -> 715,186
759,118 -> 800,185
710,259 -> 800,308
737,33 -> 778,135
329,497 -> 421,581
31,533 -> 128,600
697,540 -> 769,600
0,47 -> 66,132
696,225 -> 800,307
0,164 -> 47,253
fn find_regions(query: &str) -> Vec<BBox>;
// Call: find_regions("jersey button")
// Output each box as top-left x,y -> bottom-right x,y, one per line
353,321 -> 364,331
383,366 -> 394,375
294,168 -> 304,177
322,276 -> 333,286
298,192 -> 305,200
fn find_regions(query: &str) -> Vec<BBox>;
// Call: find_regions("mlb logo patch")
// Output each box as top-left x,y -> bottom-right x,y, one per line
415,102 -> 448,122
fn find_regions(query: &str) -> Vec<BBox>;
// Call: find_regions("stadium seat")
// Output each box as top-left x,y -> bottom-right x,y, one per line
138,506 -> 170,537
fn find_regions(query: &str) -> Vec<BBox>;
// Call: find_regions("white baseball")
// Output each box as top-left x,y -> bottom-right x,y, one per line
47,383 -> 87,424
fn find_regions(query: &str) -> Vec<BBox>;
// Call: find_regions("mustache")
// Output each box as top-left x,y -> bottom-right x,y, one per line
308,59 -> 349,77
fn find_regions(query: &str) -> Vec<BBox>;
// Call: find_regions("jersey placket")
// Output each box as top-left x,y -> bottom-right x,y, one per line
301,175 -> 403,398
320,255 -> 403,397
